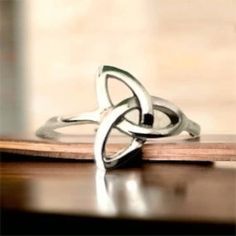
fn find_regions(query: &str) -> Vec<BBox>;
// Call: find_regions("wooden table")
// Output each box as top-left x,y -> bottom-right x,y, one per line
1,135 -> 236,235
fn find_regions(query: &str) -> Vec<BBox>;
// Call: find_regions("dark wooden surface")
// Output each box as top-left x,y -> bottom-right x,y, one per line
1,134 -> 236,161
1,134 -> 236,234
1,153 -> 236,234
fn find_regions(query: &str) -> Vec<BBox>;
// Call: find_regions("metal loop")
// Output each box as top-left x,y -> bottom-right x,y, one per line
96,65 -> 154,126
94,99 -> 144,170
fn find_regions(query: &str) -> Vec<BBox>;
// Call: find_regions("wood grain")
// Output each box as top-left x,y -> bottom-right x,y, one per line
1,134 -> 236,161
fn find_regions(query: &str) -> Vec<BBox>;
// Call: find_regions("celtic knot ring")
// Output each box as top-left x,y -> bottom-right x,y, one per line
36,65 -> 200,170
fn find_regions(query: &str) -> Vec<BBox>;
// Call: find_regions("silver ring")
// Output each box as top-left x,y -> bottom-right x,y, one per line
36,65 -> 200,170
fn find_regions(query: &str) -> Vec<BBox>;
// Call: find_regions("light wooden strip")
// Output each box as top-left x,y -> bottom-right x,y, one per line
0,135 -> 236,161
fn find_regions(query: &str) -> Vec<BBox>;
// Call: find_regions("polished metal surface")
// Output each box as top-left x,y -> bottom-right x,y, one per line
36,65 -> 200,170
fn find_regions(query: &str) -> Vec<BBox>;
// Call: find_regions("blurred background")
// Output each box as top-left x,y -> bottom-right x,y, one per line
0,0 -> 236,136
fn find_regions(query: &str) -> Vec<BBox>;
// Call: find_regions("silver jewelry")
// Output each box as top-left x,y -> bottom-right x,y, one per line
36,65 -> 200,170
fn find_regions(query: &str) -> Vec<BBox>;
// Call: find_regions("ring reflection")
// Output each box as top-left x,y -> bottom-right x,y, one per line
95,169 -> 148,216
